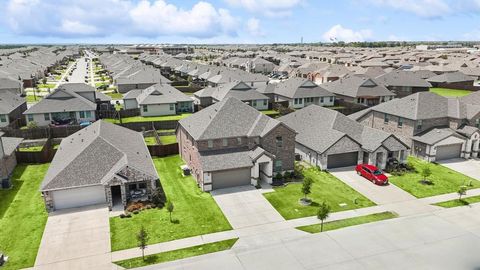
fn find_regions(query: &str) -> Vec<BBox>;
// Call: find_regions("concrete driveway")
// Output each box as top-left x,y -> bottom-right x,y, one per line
329,167 -> 437,216
212,186 -> 284,229
439,158 -> 480,180
34,205 -> 112,270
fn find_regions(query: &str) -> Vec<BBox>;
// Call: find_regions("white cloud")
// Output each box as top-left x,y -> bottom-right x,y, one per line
246,18 -> 265,37
322,25 -> 373,42
370,0 -> 451,18
225,0 -> 302,17
3,0 -> 238,38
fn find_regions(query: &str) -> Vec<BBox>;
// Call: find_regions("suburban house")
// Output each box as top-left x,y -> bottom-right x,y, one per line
321,75 -> 395,107
243,57 -> 277,74
267,78 -> 335,109
280,105 -> 408,170
123,83 -> 193,116
40,120 -> 159,211
23,83 -> 98,126
115,68 -> 172,93
193,81 -> 270,110
0,77 -> 24,95
350,92 -> 480,162
0,91 -> 27,127
0,132 -> 23,188
177,97 -> 296,191
427,71 -> 479,91
307,64 -> 351,84
375,71 -> 432,98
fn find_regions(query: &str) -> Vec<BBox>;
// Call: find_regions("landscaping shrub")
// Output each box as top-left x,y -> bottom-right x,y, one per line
133,210 -> 140,215
151,187 -> 167,208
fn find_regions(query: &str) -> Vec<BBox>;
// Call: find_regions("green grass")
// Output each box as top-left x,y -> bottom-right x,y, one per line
106,92 -> 123,100
0,164 -> 50,270
434,195 -> 480,208
160,135 -> 177,145
114,238 -> 238,269
105,114 -> 192,124
95,82 -> 109,88
109,155 -> 232,251
26,95 -> 42,103
297,211 -> 398,233
261,110 -> 280,116
389,157 -> 480,198
18,145 -> 44,152
263,167 -> 376,220
430,87 -> 473,97
37,83 -> 56,89
53,144 -> 60,150
144,136 -> 158,146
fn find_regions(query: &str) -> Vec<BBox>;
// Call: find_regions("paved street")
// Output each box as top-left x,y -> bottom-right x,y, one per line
212,186 -> 285,229
135,204 -> 480,270
68,56 -> 90,84
34,205 -> 112,270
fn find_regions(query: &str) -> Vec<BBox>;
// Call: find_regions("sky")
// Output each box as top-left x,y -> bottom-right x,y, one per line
0,0 -> 480,44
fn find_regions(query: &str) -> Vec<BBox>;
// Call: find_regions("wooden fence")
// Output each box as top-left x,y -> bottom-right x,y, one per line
15,138 -> 57,163
147,143 -> 179,157
4,125 -> 84,140
120,120 -> 178,132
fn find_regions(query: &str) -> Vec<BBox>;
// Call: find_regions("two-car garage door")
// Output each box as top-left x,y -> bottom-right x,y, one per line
52,185 -> 107,210
212,168 -> 251,190
436,143 -> 462,161
327,152 -> 359,169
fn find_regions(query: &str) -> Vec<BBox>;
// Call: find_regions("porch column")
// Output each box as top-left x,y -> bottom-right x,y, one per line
120,185 -> 127,207
465,140 -> 472,159
473,140 -> 479,158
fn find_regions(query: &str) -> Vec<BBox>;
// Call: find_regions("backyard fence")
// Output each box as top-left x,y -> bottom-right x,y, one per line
147,143 -> 179,157
15,138 -> 57,164
4,125 -> 84,140
120,120 -> 178,132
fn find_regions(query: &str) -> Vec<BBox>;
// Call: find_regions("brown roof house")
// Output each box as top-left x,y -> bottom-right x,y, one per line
177,97 -> 296,191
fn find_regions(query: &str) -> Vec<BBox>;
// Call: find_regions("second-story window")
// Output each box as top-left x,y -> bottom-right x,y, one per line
276,136 -> 283,148
207,140 -> 213,148
416,120 -> 423,131
222,138 -> 228,147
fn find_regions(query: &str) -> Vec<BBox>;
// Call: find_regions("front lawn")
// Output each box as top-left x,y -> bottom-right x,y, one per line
160,135 -> 177,145
37,83 -> 56,89
434,195 -> 480,208
114,238 -> 238,269
105,114 -> 192,124
109,155 -> 232,251
263,167 -> 376,220
0,164 -> 50,270
297,211 -> 398,233
430,87 -> 472,97
106,92 -> 123,100
389,157 -> 480,198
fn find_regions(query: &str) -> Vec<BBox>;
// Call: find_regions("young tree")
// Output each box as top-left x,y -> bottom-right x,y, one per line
166,201 -> 174,223
301,177 -> 313,201
137,226 -> 149,261
42,77 -> 47,85
317,202 -> 331,232
458,186 -> 467,201
421,165 -> 432,184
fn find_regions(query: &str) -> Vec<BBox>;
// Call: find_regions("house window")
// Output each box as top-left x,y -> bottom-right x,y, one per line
276,136 -> 283,148
79,111 -> 85,118
398,117 -> 403,128
222,138 -> 228,147
475,119 -> 480,128
139,183 -> 147,189
170,104 -> 175,110
27,114 -> 34,122
274,160 -> 283,172
263,100 -> 267,106
237,137 -> 242,145
44,113 -> 50,121
143,105 -> 148,112
416,120 -> 423,131
330,97 -> 334,102
0,115 -> 6,123
384,114 -> 389,124
294,98 -> 299,105
207,140 -> 213,148
252,100 -> 257,107
320,97 -> 324,103
85,111 -> 92,118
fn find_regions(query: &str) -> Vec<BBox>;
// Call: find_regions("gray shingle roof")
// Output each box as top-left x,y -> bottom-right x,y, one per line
199,148 -> 254,171
41,120 -> 158,191
375,70 -> 432,88
0,91 -> 25,114
24,86 -> 96,114
412,128 -> 466,145
135,83 -> 192,105
179,97 -> 283,141
427,71 -> 476,83
270,78 -> 334,99
194,81 -> 269,102
321,75 -> 394,98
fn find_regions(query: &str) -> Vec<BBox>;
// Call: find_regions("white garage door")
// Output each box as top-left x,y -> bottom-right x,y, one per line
436,144 -> 462,161
52,185 -> 107,210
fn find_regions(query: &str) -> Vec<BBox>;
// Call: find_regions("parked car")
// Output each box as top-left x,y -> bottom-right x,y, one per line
355,164 -> 388,185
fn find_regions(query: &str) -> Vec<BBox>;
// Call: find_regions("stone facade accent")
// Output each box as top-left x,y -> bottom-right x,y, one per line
42,191 -> 55,212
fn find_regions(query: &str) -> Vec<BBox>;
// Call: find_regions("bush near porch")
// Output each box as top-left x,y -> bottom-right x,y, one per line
0,164 -> 50,270
263,167 -> 376,220
109,155 -> 232,251
388,156 -> 480,198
